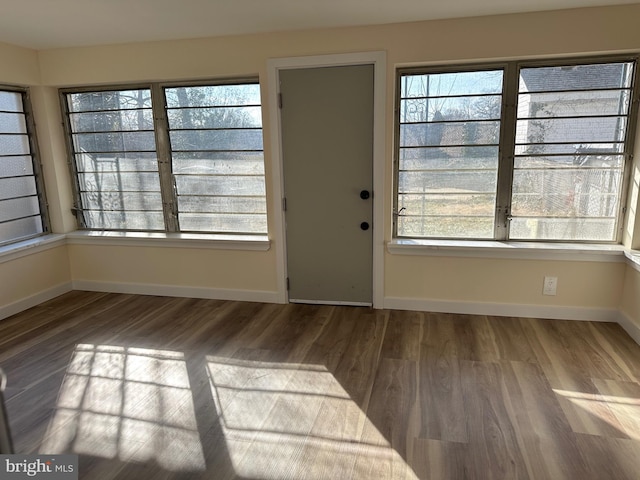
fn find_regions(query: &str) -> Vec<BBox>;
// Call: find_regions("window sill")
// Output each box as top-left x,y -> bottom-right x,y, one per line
625,250 -> 640,273
387,238 -> 628,263
65,231 -> 271,251
0,234 -> 67,264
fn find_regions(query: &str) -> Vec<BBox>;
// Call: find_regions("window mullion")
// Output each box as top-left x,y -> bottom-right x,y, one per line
494,62 -> 518,241
151,84 -> 179,232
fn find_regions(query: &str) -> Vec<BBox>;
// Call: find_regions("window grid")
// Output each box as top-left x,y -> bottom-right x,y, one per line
62,80 -> 267,235
395,56 -> 640,243
164,82 -> 267,234
65,88 -> 164,231
0,87 -> 48,246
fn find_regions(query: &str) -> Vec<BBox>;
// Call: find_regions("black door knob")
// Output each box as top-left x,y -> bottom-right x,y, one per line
360,222 -> 370,231
360,190 -> 370,200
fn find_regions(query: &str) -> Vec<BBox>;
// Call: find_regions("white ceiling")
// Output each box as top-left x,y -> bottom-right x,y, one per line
2,0 -> 638,50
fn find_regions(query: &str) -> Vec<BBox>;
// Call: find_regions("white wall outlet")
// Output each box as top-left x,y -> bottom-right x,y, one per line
543,276 -> 558,296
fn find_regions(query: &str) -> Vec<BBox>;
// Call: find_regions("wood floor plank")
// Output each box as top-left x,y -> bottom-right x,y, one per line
363,358 -> 418,461
487,316 -> 538,363
591,378 -> 640,440
460,360 -> 530,480
380,310 -> 422,361
503,360 -> 590,480
2,291 -> 640,479
409,438 -> 466,480
574,434 -> 640,480
418,313 -> 467,443
521,318 -> 632,439
452,314 -> 501,362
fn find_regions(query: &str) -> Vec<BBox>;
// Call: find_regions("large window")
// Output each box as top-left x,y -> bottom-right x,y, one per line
0,87 -> 48,246
62,80 -> 267,235
395,58 -> 638,242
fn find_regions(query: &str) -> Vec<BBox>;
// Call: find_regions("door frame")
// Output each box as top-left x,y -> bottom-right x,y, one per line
267,52 -> 386,308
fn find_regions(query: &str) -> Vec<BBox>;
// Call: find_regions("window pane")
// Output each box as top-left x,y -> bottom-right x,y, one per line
0,89 -> 45,245
0,176 -> 37,200
167,106 -> 262,129
0,134 -> 30,155
74,152 -> 158,173
179,213 -> 267,233
165,84 -> 261,108
65,89 -> 163,231
0,112 -> 27,133
67,90 -> 152,112
72,131 -> 157,153
519,63 -> 633,92
0,196 -> 40,223
169,129 -> 263,152
0,91 -> 23,112
69,110 -> 154,132
0,156 -> 33,178
172,152 -> 264,175
512,61 -> 634,241
0,216 -> 43,244
397,69 -> 503,238
509,218 -> 616,241
82,211 -> 165,230
165,84 -> 267,235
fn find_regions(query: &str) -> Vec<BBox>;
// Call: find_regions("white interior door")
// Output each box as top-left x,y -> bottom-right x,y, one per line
280,64 -> 374,305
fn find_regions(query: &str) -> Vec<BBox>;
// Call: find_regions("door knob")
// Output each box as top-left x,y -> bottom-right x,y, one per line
360,190 -> 370,200
360,222 -> 370,231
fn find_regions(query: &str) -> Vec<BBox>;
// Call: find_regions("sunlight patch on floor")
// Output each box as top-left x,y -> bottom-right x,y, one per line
207,356 -> 418,480
554,388 -> 640,440
41,344 -> 206,472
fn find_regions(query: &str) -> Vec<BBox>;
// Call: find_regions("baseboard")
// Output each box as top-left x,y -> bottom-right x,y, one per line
383,296 -> 620,322
71,280 -> 282,304
617,311 -> 640,346
0,282 -> 73,321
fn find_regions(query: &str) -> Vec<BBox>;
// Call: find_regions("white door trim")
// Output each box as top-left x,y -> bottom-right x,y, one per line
267,51 -> 386,308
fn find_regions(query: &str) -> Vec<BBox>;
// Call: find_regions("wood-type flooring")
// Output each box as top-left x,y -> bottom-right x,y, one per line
1,291 -> 640,479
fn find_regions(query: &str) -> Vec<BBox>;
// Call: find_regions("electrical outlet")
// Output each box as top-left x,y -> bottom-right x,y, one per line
543,276 -> 558,296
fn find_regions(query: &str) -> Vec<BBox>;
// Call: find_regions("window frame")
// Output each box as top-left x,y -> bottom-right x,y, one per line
0,85 -> 50,247
394,55 -> 640,244
60,77 -> 267,236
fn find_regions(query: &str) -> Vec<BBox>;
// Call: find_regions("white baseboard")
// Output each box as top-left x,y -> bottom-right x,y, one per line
617,311 -> 640,346
71,280 -> 282,304
0,282 -> 72,321
383,296 -> 620,322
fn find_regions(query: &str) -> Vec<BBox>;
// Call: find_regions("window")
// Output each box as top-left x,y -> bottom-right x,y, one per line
395,58 -> 639,243
62,80 -> 267,235
397,68 -> 503,238
0,87 -> 48,246
65,89 -> 163,231
165,84 -> 266,234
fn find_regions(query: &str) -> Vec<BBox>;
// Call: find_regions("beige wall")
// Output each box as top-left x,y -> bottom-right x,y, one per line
0,44 -> 73,312
0,246 -> 70,310
2,5 -> 640,319
621,264 -> 640,331
0,41 -> 39,85
68,244 -> 277,294
386,255 -> 626,310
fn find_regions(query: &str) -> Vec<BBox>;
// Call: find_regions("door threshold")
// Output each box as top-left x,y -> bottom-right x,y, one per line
289,299 -> 373,307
